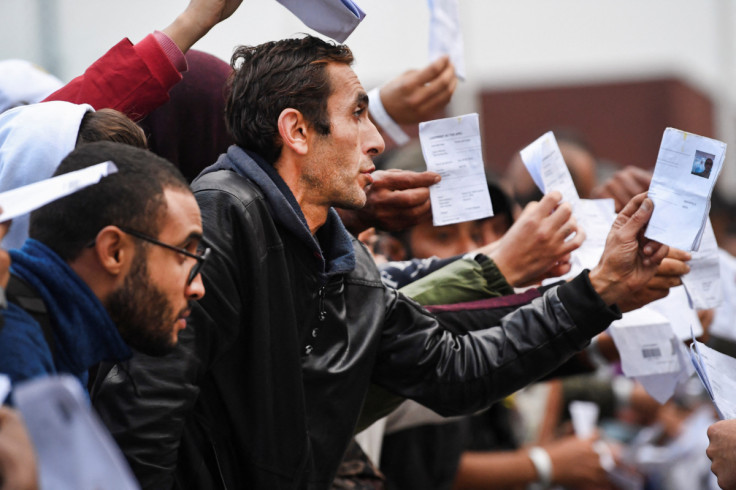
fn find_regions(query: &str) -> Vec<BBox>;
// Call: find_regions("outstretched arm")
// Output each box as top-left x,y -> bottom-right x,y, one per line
44,0 -> 243,119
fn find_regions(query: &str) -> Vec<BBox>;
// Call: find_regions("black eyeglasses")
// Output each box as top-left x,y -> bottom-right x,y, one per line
118,226 -> 211,285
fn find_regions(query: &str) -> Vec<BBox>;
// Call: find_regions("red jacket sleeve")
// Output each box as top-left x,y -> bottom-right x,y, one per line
43,34 -> 182,121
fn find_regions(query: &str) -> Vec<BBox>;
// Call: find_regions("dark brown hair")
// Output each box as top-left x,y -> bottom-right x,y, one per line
76,108 -> 147,149
30,141 -> 189,261
225,35 -> 353,164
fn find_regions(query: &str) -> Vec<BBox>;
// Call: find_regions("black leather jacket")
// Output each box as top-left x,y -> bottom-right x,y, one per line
92,148 -> 620,490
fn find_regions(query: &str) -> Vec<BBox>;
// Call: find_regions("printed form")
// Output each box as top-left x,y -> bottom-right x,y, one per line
419,113 -> 493,226
645,128 -> 726,251
519,131 -> 580,206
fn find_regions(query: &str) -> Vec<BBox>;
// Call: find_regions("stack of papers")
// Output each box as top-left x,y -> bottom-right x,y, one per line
418,113 -> 493,226
645,128 -> 726,252
275,0 -> 366,43
690,334 -> 736,420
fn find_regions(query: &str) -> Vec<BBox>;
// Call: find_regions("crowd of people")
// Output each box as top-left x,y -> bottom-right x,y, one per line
1,0 -> 736,489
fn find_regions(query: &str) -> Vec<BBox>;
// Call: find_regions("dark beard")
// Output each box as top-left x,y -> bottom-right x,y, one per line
107,252 -> 177,356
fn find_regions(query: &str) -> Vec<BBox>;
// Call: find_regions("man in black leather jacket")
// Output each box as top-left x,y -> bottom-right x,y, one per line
91,36 -> 669,490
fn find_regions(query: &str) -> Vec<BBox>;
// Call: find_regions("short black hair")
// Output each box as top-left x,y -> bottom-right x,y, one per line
226,35 -> 354,164
30,141 -> 190,261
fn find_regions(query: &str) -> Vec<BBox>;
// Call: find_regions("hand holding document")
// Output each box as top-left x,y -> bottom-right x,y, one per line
14,375 -> 140,490
418,113 -> 493,226
645,128 -> 726,251
427,0 -> 465,80
690,334 -> 736,420
0,161 -> 117,223
275,0 -> 365,43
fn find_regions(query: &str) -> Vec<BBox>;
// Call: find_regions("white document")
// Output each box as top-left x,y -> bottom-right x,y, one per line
569,400 -> 599,439
681,219 -> 722,310
645,128 -> 726,251
427,0 -> 466,80
275,0 -> 365,43
690,336 -> 736,420
13,375 -> 140,490
710,249 -> 736,342
519,131 -> 580,207
635,341 -> 693,404
649,285 -> 703,340
608,308 -> 680,378
541,198 -> 616,285
0,161 -> 117,223
418,113 -> 493,226
572,198 -> 616,268
0,373 -> 9,404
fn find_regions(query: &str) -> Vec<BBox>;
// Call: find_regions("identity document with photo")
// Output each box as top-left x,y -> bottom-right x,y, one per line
645,128 -> 726,251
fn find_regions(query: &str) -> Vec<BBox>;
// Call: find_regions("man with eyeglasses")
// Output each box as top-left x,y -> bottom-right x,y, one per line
0,140 -> 207,389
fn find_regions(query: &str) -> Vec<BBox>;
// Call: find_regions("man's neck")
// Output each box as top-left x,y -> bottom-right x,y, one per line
275,160 -> 328,235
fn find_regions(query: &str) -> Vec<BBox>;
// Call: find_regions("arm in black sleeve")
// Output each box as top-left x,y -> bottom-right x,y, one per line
372,271 -> 621,416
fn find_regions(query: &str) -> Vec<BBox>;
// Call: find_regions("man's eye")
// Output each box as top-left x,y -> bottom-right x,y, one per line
354,108 -> 365,118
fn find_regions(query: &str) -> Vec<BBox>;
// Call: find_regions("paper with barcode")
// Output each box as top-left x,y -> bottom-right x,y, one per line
0,161 -> 117,222
519,131 -> 581,207
681,219 -> 722,310
419,113 -> 493,226
690,336 -> 736,420
645,128 -> 726,251
608,308 -> 680,377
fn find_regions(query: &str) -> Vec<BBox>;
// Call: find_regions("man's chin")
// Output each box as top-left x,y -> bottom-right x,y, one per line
127,334 -> 178,357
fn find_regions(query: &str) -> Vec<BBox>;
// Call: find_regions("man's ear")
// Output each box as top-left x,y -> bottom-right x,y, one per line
93,226 -> 134,277
277,108 -> 310,156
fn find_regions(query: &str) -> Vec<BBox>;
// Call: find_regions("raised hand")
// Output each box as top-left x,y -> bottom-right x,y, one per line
590,166 -> 652,213
379,56 -> 458,125
589,193 -> 669,306
708,420 -> 736,490
163,0 -> 244,53
618,247 -> 691,312
482,191 -> 585,287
